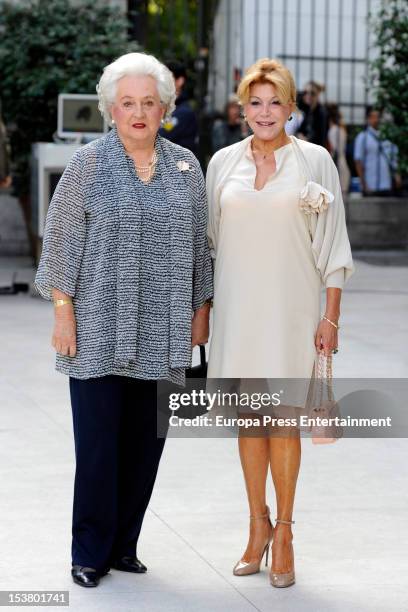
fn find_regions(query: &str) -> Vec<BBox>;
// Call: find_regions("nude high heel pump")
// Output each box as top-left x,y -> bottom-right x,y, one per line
270,518 -> 296,587
233,505 -> 274,576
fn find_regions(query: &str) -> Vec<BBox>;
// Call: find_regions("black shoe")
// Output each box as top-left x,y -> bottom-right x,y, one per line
111,556 -> 147,573
71,565 -> 101,588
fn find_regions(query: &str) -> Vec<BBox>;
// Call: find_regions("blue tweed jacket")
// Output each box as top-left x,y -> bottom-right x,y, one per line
35,128 -> 213,380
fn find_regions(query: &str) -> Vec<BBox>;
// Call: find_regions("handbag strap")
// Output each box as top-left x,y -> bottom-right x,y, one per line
199,344 -> 206,367
315,353 -> 334,404
368,128 -> 396,173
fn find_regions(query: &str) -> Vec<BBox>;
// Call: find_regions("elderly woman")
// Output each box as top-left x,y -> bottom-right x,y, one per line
206,59 -> 354,587
35,52 -> 213,588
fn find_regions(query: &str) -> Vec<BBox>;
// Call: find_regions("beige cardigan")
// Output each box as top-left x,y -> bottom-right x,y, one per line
206,135 -> 354,289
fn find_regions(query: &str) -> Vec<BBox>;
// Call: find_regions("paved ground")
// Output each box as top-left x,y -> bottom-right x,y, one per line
0,257 -> 407,611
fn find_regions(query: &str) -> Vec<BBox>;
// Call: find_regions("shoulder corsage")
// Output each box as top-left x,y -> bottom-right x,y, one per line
177,160 -> 194,172
299,181 -> 334,215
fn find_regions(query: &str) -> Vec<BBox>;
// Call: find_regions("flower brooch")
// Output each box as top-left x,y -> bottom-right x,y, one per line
177,160 -> 194,172
299,181 -> 334,215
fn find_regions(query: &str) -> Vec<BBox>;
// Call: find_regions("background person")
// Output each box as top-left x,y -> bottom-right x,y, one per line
297,80 -> 328,147
354,106 -> 400,196
285,91 -> 306,136
35,52 -> 213,589
159,60 -> 198,153
206,58 -> 354,589
211,94 -> 249,152
327,102 -> 350,195
0,106 -> 11,189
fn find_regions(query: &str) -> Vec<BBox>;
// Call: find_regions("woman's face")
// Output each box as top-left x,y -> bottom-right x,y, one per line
110,74 -> 166,144
243,82 -> 292,141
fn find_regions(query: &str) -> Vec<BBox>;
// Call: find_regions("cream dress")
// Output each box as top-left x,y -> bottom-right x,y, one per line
207,138 -> 322,381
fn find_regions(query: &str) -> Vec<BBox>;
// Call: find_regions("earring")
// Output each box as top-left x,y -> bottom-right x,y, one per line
111,119 -> 115,124
288,115 -> 293,121
243,114 -> 247,121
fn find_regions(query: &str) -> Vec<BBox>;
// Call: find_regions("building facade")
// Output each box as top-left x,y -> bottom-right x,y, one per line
208,0 -> 381,125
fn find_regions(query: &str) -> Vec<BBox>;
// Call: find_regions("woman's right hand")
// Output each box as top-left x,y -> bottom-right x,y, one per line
52,303 -> 77,357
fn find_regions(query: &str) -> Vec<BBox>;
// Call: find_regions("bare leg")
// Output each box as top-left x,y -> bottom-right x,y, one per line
269,419 -> 301,573
238,434 -> 272,562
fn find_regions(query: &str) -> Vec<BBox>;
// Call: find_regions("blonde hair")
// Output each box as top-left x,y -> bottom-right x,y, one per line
237,58 -> 296,108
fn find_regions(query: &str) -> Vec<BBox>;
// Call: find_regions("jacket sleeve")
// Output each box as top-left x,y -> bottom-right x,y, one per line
311,147 -> 355,289
191,156 -> 214,311
35,148 -> 86,301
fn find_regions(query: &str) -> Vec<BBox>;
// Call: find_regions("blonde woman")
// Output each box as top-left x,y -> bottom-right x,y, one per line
206,59 -> 354,587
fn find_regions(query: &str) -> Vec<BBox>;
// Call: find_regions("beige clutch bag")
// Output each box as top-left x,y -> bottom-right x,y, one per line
310,352 -> 343,445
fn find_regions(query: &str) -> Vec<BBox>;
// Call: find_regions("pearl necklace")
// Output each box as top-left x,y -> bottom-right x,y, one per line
129,150 -> 158,183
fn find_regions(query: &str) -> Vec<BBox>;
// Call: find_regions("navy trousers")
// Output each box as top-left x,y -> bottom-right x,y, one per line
69,375 -> 167,572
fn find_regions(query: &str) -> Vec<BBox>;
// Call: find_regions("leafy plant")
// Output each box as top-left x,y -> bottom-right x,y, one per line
0,0 -> 138,253
145,0 -> 199,61
369,0 -> 408,174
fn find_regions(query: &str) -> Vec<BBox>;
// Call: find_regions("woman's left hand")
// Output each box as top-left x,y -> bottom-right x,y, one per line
191,303 -> 210,347
314,318 -> 338,357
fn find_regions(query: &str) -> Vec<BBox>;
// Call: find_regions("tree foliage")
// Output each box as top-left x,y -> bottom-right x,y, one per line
145,0 -> 199,62
0,0 -> 138,196
369,0 -> 408,174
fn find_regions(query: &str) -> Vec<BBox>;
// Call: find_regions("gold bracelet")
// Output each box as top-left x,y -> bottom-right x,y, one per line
54,299 -> 72,308
322,315 -> 339,329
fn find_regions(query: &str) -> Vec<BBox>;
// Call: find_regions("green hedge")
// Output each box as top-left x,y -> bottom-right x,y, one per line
0,0 -> 139,197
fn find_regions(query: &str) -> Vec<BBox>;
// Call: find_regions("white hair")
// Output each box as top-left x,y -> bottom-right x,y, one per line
96,52 -> 176,124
